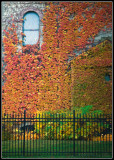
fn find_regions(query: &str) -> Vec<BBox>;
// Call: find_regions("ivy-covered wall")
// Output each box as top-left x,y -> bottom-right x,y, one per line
71,40 -> 112,114
1,1 -> 45,86
2,2 -> 112,115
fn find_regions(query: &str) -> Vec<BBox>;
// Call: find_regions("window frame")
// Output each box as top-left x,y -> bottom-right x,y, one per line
18,7 -> 43,48
22,11 -> 40,46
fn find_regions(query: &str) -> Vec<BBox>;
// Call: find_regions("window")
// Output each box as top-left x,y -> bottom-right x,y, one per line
23,11 -> 40,45
105,73 -> 110,81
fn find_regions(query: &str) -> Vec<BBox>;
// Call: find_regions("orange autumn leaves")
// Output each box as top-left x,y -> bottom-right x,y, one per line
41,2 -> 112,111
45,2 -> 112,52
2,23 -> 71,114
2,2 -> 112,115
2,25 -> 43,114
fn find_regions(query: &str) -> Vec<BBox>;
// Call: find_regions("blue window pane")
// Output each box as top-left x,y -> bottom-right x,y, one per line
23,31 -> 39,45
105,74 -> 110,81
23,12 -> 39,29
23,11 -> 40,45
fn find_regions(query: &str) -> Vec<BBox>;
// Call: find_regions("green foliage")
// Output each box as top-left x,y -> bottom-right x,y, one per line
2,121 -> 13,141
73,105 -> 102,115
81,105 -> 93,115
92,110 -> 103,114
33,107 -> 110,140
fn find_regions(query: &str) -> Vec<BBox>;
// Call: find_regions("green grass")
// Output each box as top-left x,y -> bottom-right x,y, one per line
2,140 -> 112,158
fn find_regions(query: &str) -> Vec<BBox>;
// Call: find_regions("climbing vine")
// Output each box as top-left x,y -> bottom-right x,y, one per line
2,2 -> 112,115
71,40 -> 112,114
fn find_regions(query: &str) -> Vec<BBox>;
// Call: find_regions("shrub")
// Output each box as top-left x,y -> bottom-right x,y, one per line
2,119 -> 13,141
33,107 -> 111,140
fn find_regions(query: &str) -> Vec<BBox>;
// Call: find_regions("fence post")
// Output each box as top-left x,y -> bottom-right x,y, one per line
73,110 -> 75,156
23,110 -> 26,156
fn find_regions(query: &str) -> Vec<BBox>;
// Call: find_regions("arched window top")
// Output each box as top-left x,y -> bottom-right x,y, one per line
23,11 -> 40,30
23,11 -> 40,45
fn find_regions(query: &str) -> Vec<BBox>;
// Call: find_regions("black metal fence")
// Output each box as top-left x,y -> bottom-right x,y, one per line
2,110 -> 112,158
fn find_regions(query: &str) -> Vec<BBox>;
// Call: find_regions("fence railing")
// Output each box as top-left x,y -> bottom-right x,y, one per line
2,110 -> 112,158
